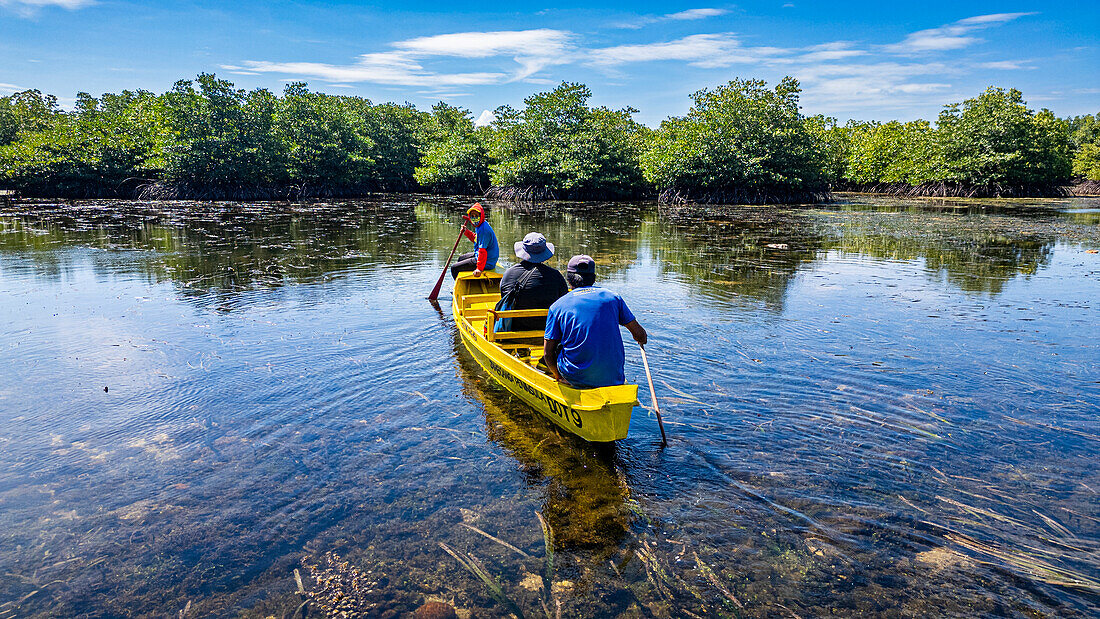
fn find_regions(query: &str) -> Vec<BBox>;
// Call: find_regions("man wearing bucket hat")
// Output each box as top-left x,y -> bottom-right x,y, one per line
543,255 -> 647,388
450,203 -> 499,279
496,232 -> 569,333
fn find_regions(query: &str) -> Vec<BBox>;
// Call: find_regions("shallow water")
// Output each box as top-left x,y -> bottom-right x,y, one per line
0,195 -> 1097,617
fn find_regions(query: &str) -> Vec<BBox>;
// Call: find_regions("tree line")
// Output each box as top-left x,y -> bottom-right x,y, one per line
1,73 -> 1097,202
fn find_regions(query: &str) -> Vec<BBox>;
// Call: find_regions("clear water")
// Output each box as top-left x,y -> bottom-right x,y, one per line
0,195 -> 1097,617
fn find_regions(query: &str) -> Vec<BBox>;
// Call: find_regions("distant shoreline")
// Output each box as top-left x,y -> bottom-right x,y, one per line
3,184 -> 1097,208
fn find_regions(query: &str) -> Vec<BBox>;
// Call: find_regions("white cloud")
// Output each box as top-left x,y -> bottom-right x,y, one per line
474,110 -> 496,126
665,8 -> 728,21
615,7 -> 728,29
229,12 -> 1038,116
394,29 -> 571,59
0,0 -> 92,7
0,82 -> 24,94
589,33 -> 789,68
790,61 -> 959,110
0,0 -> 93,16
885,12 -> 1034,54
236,57 -> 505,87
798,42 -> 867,62
235,29 -> 571,86
420,91 -> 471,98
956,13 -> 1035,26
976,60 -> 1033,70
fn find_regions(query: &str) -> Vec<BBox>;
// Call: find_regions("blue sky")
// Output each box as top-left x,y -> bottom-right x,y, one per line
1,1 -> 1097,125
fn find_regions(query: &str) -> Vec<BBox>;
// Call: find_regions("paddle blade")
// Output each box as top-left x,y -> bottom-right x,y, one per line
428,225 -> 468,301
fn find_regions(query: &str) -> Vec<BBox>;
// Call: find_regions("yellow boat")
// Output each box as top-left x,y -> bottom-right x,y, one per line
451,271 -> 638,442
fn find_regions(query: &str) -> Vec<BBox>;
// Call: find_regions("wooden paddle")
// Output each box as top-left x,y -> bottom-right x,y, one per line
428,218 -> 469,300
638,343 -> 668,447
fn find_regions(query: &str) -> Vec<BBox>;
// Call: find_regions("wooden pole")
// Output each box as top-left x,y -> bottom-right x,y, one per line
428,223 -> 467,300
638,344 -> 667,447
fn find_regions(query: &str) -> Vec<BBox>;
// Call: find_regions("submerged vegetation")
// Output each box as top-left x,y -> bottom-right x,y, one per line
1,198 -> 1099,616
0,74 -> 1096,202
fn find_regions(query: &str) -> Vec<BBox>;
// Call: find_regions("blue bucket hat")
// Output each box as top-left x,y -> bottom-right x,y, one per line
514,232 -> 555,263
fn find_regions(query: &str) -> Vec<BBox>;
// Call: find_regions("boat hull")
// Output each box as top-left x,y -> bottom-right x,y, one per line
451,272 -> 637,442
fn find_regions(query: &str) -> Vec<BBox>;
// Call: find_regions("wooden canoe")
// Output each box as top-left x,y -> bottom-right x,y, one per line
451,271 -> 638,442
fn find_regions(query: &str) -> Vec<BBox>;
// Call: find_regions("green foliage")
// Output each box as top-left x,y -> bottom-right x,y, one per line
641,77 -> 827,200
0,89 -> 170,195
0,90 -> 61,146
414,103 -> 492,194
803,115 -> 850,186
0,76 -> 1090,200
845,120 -> 934,185
161,74 -> 285,193
489,82 -> 646,198
1069,114 -> 1100,180
1073,143 -> 1100,181
934,87 -> 1071,187
276,83 -> 376,190
354,101 -> 428,191
836,88 -> 1073,191
0,75 -> 432,197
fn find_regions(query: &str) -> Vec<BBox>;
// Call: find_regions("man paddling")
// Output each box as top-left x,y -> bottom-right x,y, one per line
543,255 -> 647,388
450,203 -> 499,279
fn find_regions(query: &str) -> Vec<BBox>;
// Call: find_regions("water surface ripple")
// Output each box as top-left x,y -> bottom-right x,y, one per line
0,196 -> 1097,617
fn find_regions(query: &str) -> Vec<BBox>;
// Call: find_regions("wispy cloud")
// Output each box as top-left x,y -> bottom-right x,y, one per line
615,7 -> 728,29
976,60 -> 1034,70
229,12 -> 1037,116
231,29 -> 572,86
589,33 -> 788,68
394,29 -> 575,80
394,29 -> 571,59
665,8 -> 728,21
0,0 -> 93,17
230,57 -> 505,87
790,61 -> 958,110
0,82 -> 25,94
797,42 -> 868,63
885,12 -> 1034,54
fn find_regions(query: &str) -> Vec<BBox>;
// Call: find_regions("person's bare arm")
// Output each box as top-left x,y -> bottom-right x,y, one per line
625,320 -> 647,346
543,339 -> 562,381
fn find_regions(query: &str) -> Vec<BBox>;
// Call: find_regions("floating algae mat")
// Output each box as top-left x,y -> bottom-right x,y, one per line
0,196 -> 1097,617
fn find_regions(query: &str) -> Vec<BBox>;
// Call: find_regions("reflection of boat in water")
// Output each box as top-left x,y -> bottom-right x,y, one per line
451,271 -> 638,442
447,326 -> 632,549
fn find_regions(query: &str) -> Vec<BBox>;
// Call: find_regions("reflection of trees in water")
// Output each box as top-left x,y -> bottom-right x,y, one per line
0,198 -> 1068,313
447,327 -> 632,551
0,200 -> 426,304
647,203 -> 1060,305
644,205 -> 827,311
825,215 -> 1055,295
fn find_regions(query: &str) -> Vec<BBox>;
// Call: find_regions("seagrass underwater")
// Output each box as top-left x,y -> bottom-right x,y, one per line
0,195 -> 1097,616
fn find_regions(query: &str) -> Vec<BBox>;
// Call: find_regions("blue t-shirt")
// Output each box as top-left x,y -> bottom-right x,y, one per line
475,220 -> 499,270
544,286 -> 636,388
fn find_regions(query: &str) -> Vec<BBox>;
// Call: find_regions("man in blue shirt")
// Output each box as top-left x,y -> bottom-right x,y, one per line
543,255 -> 647,388
450,202 -> 499,278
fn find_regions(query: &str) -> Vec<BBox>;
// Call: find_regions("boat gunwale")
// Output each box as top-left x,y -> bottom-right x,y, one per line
450,271 -> 638,441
